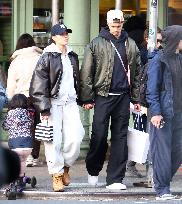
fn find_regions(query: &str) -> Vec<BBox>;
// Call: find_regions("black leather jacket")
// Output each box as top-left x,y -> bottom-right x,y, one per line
29,51 -> 80,115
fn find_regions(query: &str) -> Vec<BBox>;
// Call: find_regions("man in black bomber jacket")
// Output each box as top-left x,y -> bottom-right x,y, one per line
80,9 -> 141,190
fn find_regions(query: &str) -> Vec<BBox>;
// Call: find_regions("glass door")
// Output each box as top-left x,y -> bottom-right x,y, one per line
33,0 -> 64,48
99,0 -> 147,29
168,0 -> 182,25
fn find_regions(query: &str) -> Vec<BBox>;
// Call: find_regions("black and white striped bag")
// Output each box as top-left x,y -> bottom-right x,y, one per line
35,122 -> 53,142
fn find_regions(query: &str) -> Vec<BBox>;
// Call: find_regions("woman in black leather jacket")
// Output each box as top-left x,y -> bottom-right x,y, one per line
29,23 -> 84,192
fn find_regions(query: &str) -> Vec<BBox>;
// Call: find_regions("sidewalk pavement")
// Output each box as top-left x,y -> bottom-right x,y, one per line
0,141 -> 182,199
2,159 -> 181,199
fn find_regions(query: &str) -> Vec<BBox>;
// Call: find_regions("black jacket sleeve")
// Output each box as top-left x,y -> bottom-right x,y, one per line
29,53 -> 51,115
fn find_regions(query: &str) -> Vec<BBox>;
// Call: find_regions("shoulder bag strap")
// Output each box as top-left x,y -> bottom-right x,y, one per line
110,40 -> 127,73
110,40 -> 130,84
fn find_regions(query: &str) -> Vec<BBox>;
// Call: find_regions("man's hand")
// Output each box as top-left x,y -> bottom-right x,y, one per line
151,115 -> 163,129
41,115 -> 49,121
134,103 -> 141,112
83,103 -> 95,110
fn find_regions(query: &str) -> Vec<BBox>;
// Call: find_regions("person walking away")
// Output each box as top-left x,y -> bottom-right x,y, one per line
29,23 -> 85,192
80,9 -> 141,190
126,26 -> 163,181
6,33 -> 42,167
146,25 -> 182,200
2,94 -> 34,191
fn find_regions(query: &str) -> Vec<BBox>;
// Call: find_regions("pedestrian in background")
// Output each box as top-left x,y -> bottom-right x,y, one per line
6,33 -> 42,167
0,39 -> 7,87
124,15 -> 147,178
80,9 -> 141,190
0,79 -> 7,112
147,25 -> 182,200
29,23 -> 84,192
2,94 -> 34,191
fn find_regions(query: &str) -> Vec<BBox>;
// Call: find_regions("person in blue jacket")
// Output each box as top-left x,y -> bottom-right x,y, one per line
146,25 -> 182,201
0,80 -> 7,112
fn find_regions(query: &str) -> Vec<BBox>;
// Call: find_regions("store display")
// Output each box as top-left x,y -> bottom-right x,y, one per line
0,2 -> 11,16
33,10 -> 51,48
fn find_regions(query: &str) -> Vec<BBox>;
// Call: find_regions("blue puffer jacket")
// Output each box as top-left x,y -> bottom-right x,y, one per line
146,50 -> 174,119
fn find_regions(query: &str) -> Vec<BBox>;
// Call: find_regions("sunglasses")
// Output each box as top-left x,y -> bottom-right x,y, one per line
157,39 -> 162,43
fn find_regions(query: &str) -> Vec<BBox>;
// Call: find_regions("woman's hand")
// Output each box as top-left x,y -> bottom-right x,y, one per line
82,103 -> 95,110
41,115 -> 49,121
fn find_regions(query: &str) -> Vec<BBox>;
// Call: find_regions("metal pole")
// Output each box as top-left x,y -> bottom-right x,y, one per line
52,0 -> 59,26
115,0 -> 122,10
147,0 -> 158,53
146,0 -> 158,187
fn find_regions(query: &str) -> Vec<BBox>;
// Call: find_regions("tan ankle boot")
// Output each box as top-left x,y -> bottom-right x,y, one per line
63,166 -> 70,186
52,173 -> 64,192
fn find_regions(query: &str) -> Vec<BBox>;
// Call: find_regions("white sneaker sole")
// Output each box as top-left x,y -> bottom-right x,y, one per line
106,183 -> 127,190
156,195 -> 177,200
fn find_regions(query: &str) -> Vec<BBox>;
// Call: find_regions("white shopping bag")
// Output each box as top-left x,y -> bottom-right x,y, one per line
127,127 -> 150,164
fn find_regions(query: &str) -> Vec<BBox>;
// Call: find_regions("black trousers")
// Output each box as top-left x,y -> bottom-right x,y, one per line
28,98 -> 41,159
86,94 -> 130,185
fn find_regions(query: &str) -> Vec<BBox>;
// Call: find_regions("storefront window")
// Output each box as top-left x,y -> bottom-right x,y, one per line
168,0 -> 182,25
0,0 -> 12,56
0,1 -> 12,140
33,0 -> 64,48
99,0 -> 147,28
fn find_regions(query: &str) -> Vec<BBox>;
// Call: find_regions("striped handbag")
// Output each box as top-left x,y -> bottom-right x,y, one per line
35,122 -> 53,142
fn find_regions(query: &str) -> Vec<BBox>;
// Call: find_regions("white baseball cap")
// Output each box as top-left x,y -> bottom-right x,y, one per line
107,9 -> 124,23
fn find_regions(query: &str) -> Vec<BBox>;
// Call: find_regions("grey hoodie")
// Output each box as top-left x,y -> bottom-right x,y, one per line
162,25 -> 182,113
43,43 -> 77,105
162,25 -> 182,56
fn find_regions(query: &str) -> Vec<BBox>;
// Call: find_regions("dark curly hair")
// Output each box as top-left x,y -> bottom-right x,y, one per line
8,94 -> 28,110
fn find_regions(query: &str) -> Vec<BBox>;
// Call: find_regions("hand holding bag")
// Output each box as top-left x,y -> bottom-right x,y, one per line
35,121 -> 53,142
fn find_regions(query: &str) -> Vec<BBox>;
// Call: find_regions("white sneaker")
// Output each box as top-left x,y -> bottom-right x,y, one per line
26,155 -> 33,167
106,183 -> 127,190
33,158 -> 39,167
156,194 -> 177,201
88,174 -> 98,186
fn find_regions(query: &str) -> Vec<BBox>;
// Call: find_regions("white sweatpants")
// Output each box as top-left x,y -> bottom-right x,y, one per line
44,102 -> 85,174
